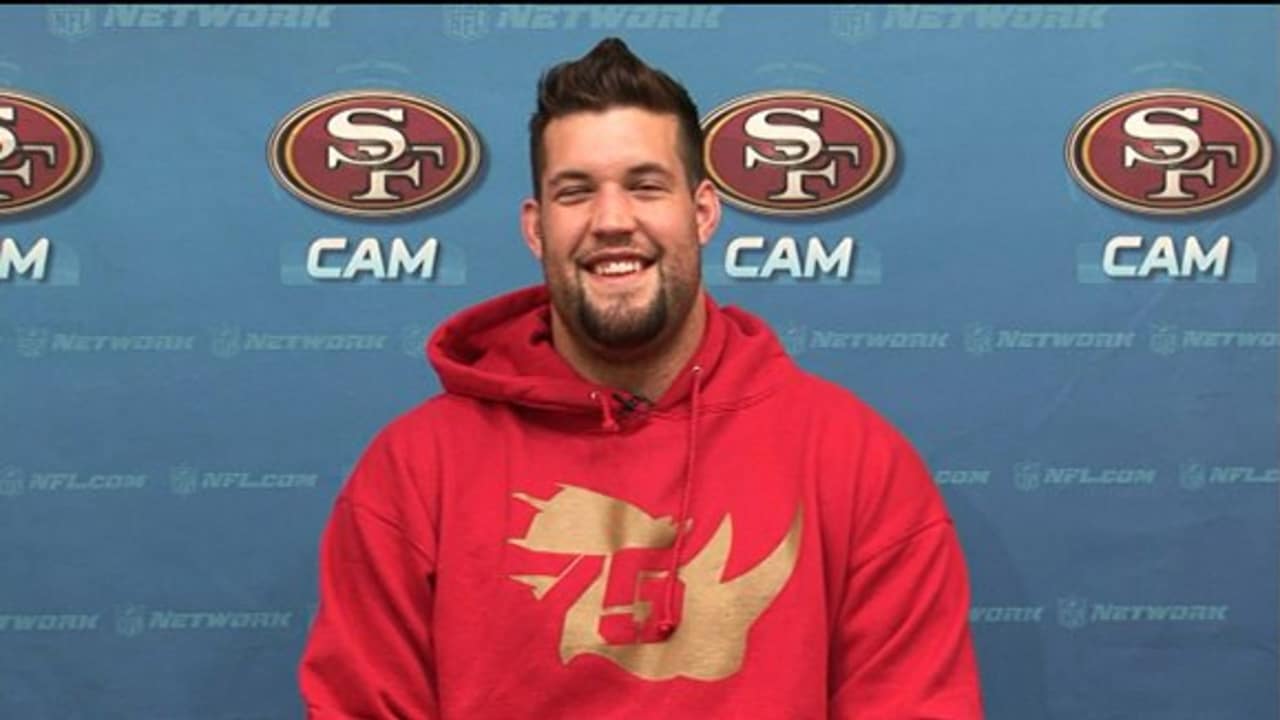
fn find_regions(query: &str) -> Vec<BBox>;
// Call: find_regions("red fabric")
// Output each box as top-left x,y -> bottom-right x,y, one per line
300,285 -> 983,719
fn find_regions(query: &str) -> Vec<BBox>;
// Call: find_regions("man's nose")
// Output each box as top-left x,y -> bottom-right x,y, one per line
590,184 -> 637,238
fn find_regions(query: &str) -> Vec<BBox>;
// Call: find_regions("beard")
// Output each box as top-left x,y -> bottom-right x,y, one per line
578,278 -> 671,350
545,256 -> 699,354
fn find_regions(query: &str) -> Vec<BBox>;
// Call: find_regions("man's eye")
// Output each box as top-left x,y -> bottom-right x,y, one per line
557,187 -> 589,200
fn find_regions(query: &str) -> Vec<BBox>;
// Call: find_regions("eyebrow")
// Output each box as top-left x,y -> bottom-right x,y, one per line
546,170 -> 593,188
546,163 -> 676,188
625,163 -> 675,181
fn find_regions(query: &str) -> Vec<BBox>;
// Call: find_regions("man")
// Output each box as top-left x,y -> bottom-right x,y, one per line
300,38 -> 983,719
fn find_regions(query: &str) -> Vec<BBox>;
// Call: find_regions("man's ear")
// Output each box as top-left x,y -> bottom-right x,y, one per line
693,179 -> 721,247
520,197 -> 543,260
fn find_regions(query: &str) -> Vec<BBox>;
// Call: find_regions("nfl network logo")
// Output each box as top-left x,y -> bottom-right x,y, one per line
1057,596 -> 1090,630
0,466 -> 25,497
830,6 -> 877,45
963,323 -> 994,356
781,323 -> 809,357
1179,463 -> 1207,491
442,5 -> 489,41
47,6 -> 95,42
209,324 -> 242,359
1013,462 -> 1042,492
169,466 -> 200,496
16,328 -> 50,358
115,605 -> 147,638
1149,324 -> 1179,356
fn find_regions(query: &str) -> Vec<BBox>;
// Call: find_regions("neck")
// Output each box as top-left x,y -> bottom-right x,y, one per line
551,292 -> 707,402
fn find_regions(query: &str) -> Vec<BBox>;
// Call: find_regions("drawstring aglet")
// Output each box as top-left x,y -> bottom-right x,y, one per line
590,391 -> 619,432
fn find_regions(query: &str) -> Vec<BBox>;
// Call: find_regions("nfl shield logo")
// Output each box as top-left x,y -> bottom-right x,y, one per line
16,328 -> 50,358
1149,324 -> 1179,356
170,466 -> 200,496
963,323 -> 993,356
1179,463 -> 1206,491
0,466 -> 25,497
48,6 -> 95,42
443,5 -> 489,41
1013,462 -> 1042,492
115,605 -> 147,638
1057,596 -> 1090,630
830,7 -> 876,44
400,325 -> 430,359
209,324 -> 242,359
781,323 -> 808,357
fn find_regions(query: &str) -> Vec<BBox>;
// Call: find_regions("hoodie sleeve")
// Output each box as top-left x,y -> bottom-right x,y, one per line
299,429 -> 440,719
829,433 -> 984,719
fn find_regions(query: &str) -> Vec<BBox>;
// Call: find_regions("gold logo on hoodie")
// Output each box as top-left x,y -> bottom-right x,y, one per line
508,484 -> 802,681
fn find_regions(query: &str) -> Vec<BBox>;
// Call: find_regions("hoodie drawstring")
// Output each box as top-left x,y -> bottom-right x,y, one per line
657,364 -> 702,639
591,391 -> 619,432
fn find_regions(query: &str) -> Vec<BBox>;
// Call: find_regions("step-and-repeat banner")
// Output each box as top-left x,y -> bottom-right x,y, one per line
1,5 -> 1276,719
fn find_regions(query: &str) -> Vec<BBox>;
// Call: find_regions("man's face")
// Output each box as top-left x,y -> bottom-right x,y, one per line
522,107 -> 720,355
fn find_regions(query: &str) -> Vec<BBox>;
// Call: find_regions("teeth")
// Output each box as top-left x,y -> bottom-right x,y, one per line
595,260 -> 643,276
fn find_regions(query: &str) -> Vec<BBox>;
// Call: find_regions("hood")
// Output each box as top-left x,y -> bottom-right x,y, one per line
427,284 -> 794,422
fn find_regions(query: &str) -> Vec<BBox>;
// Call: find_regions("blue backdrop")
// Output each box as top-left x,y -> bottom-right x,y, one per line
1,5 -> 1276,719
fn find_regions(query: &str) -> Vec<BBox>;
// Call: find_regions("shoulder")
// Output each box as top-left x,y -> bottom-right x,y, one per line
375,392 -> 478,449
783,368 -> 947,541
338,392 -> 476,510
781,367 -> 923,460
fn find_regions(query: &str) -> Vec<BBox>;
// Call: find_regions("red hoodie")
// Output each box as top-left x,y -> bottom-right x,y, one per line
300,285 -> 983,719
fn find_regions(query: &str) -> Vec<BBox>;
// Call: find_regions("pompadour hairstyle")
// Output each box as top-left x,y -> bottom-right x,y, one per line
528,37 -> 706,196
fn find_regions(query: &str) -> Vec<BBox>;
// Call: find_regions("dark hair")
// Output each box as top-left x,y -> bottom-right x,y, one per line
528,37 -> 705,197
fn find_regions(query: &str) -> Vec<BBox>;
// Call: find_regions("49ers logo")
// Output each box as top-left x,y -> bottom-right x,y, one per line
1067,89 -> 1271,215
268,90 -> 481,217
0,91 -> 93,216
701,90 -> 895,216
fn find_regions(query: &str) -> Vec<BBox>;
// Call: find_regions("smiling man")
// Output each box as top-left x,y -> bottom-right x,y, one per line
525,100 -> 716,407
300,38 -> 984,719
